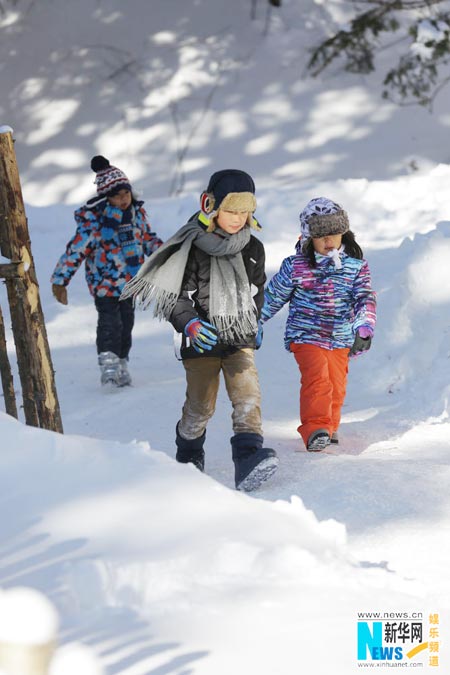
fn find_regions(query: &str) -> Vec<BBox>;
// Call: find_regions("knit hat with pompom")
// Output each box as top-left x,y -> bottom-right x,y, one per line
91,155 -> 131,197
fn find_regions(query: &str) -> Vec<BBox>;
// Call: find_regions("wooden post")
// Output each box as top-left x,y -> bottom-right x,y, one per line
0,128 -> 63,432
0,302 -> 18,418
0,261 -> 25,279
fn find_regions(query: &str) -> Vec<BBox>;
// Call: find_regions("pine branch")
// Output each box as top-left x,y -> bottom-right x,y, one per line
308,0 -> 450,106
308,4 -> 401,76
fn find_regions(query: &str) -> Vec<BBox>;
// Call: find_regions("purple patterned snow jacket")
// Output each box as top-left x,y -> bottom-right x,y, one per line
51,198 -> 162,298
261,243 -> 376,351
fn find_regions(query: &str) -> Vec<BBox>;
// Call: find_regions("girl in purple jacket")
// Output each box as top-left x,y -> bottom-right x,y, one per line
261,197 -> 376,452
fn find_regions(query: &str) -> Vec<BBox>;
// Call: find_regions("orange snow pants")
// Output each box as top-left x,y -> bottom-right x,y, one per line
290,343 -> 349,447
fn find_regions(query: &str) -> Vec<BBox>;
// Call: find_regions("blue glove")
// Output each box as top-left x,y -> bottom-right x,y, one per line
184,318 -> 218,353
255,321 -> 263,349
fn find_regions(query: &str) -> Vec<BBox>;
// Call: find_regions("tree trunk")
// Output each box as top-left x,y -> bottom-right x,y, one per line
0,129 -> 63,432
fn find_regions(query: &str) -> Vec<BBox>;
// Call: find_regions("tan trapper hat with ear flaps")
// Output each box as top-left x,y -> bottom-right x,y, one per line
200,169 -> 259,229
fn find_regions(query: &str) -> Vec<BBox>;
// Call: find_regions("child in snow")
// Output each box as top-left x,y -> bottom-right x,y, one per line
51,156 -> 163,387
261,197 -> 376,452
122,169 -> 279,491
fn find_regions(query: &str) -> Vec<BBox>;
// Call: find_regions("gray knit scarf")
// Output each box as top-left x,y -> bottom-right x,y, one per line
121,218 -> 258,343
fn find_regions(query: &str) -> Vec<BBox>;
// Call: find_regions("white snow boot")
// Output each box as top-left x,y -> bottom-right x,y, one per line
98,351 -> 120,386
117,358 -> 132,387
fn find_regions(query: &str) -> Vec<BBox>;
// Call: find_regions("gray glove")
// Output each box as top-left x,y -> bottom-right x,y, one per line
349,331 -> 371,356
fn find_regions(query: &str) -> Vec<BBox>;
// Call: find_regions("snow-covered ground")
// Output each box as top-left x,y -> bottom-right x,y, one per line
1,168 -> 450,673
1,1 -> 450,673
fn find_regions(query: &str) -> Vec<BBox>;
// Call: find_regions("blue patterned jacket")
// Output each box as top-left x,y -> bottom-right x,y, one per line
51,198 -> 162,297
262,245 -> 376,351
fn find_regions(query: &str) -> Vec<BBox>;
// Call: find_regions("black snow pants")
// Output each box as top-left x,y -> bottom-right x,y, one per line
94,296 -> 135,359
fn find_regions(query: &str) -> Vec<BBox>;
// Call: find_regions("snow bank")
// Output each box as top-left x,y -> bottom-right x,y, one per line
0,407 -> 428,674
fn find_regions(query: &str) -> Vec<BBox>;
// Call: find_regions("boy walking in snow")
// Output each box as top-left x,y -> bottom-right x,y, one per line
122,169 -> 278,491
51,156 -> 163,387
261,197 -> 376,451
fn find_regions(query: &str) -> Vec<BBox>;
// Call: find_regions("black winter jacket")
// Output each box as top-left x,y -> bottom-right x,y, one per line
170,216 -> 266,359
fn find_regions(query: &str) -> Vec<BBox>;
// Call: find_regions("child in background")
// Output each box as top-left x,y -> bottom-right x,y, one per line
122,169 -> 278,491
51,156 -> 162,387
261,197 -> 376,451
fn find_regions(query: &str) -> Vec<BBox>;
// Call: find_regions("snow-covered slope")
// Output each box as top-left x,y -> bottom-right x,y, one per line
1,0 -> 450,207
2,1 -> 450,672
1,167 -> 450,673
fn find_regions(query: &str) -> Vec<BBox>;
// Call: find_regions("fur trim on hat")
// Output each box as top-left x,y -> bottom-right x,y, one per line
307,210 -> 349,238
201,193 -> 259,231
218,191 -> 257,216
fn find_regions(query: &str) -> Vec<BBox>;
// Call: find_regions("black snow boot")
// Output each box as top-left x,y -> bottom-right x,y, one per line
306,428 -> 330,452
175,423 -> 205,472
231,432 -> 279,492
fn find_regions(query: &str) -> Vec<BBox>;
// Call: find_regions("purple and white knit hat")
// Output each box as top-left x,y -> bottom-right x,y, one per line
91,155 -> 131,197
299,197 -> 349,243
